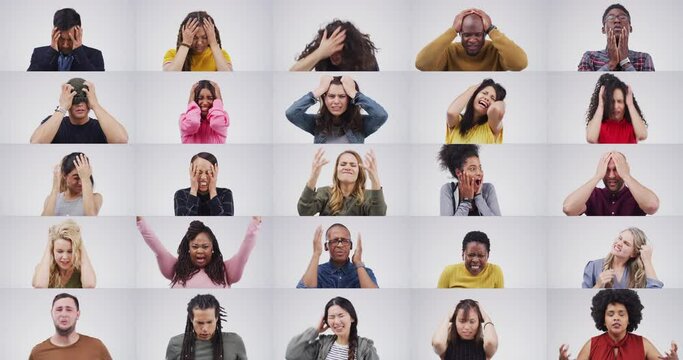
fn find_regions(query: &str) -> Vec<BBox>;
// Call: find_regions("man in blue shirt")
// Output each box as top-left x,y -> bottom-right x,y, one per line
296,223 -> 378,288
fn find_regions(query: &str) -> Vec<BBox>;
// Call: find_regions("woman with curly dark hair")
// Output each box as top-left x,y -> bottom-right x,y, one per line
163,11 -> 233,71
290,19 -> 379,71
446,79 -> 506,144
286,296 -> 379,360
438,145 -> 500,216
432,299 -> 498,359
285,75 -> 388,143
136,216 -> 260,288
559,289 -> 679,360
586,73 -> 647,144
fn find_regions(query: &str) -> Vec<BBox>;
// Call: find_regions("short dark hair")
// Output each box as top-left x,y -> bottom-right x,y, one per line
462,231 -> 491,252
53,8 -> 81,30
190,152 -> 218,166
438,145 -> 480,178
602,4 -> 631,24
590,289 -> 643,332
52,293 -> 80,310
325,223 -> 350,240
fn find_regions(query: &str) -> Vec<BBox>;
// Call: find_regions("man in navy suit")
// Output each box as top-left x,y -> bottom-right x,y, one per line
28,8 -> 105,71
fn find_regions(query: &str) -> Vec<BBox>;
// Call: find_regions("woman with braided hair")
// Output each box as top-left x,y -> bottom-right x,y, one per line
582,227 -> 662,289
163,11 -> 233,71
166,294 -> 247,359
286,296 -> 379,360
136,216 -> 260,288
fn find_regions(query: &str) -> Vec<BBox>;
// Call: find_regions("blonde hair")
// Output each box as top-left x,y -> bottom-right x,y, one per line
329,150 -> 366,215
602,227 -> 648,288
48,220 -> 83,288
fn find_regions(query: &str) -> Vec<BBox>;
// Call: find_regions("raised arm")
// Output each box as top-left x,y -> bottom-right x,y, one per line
298,149 -> 329,215
42,164 -> 62,216
625,85 -> 648,141
431,309 -> 452,357
83,81 -> 128,143
290,27 -> 346,71
78,242 -> 97,288
68,27 -> 104,71
163,18 -> 198,71
612,152 -> 659,214
203,18 -> 232,71
298,226 -> 323,288
415,9 -> 474,71
486,100 -> 505,137
207,82 -> 229,139
32,234 -> 54,288
285,327 -> 322,360
352,233 -> 378,288
74,154 -> 102,216
447,83 -> 479,129
136,216 -> 177,280
586,86 -> 605,144
639,244 -> 663,288
562,152 -> 609,216
224,217 -> 261,285
31,84 -> 75,144
479,304 -> 498,358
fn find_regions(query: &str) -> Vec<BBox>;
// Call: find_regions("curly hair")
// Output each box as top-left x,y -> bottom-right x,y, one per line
316,76 -> 362,136
324,297 -> 359,360
438,145 -> 480,178
297,19 -> 379,71
172,221 -> 226,287
462,231 -> 491,253
585,73 -> 646,126
48,220 -> 83,288
590,289 -> 643,332
459,79 -> 507,137
176,11 -> 223,71
180,294 -> 226,360
329,150 -> 366,215
448,299 -> 484,346
60,152 -> 94,192
602,227 -> 648,288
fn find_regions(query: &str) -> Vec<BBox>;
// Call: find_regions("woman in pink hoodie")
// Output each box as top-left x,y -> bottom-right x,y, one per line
179,80 -> 229,143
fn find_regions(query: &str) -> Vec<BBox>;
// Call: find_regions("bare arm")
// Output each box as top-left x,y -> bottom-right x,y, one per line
32,236 -> 53,288
447,84 -> 479,129
480,307 -> 498,358
41,165 -> 61,216
612,152 -> 659,214
290,27 -> 346,71
203,18 -> 232,71
563,152 -> 610,216
83,82 -> 128,143
79,243 -> 97,288
576,340 -> 591,360
74,155 -> 102,216
586,86 -> 605,143
31,84 -> 75,143
625,85 -> 647,141
486,100 -> 506,137
163,19 -> 198,71
431,313 -> 451,357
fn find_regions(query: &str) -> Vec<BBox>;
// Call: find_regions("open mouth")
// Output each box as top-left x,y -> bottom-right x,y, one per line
477,99 -> 490,109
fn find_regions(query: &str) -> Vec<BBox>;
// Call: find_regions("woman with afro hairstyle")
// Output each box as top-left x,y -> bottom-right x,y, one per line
586,73 -> 647,144
136,216 -> 260,288
432,299 -> 498,359
290,19 -> 379,71
285,75 -> 388,143
163,11 -> 233,71
559,289 -> 679,360
582,227 -> 663,289
445,79 -> 506,144
438,145 -> 500,216
286,296 -> 379,360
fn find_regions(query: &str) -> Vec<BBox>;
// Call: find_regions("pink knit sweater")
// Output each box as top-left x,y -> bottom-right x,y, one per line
179,99 -> 229,144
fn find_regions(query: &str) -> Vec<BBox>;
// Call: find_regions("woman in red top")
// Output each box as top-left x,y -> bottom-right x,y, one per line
558,289 -> 678,360
585,74 -> 648,144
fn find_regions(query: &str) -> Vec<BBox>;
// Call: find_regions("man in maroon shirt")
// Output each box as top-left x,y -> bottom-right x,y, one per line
562,151 -> 659,216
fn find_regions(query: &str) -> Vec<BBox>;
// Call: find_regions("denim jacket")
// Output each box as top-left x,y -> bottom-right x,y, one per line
285,92 -> 388,143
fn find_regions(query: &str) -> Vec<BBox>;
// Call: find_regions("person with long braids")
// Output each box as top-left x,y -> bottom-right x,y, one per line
585,73 -> 647,144
298,148 -> 387,216
166,294 -> 247,360
286,296 -> 379,360
285,75 -> 387,143
432,299 -> 498,360
42,152 -> 103,216
290,19 -> 379,71
582,227 -> 662,289
445,79 -> 506,144
180,81 -> 229,144
559,289 -> 678,359
32,219 -> 96,288
163,11 -> 233,71
136,216 -> 260,288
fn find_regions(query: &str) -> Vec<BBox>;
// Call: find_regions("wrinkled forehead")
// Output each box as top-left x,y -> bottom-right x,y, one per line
461,14 -> 484,32
338,153 -> 358,164
58,27 -> 76,40
53,297 -> 77,309
192,157 -> 213,170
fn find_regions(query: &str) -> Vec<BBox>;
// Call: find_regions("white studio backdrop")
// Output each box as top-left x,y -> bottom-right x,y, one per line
272,72 -> 410,144
9,216 -> 137,289
272,144 -> 410,216
4,0 -> 136,71
270,216 -> 411,288
135,0 -> 273,71
8,289 -> 136,359
409,144 -> 549,216
410,217 -> 548,288
273,289 -> 412,359
4,144 -> 135,216
547,72 -> 683,144
408,72 -> 548,144
135,216 -> 273,289
546,216 -> 683,288
410,0 -> 548,71
547,289 -> 683,359
5,72 -> 135,144
545,0 -> 681,71
272,0 -> 413,71
545,144 -> 683,216
135,289 -> 274,359
411,289 -> 547,359
134,144 -> 273,216
134,71 -> 273,144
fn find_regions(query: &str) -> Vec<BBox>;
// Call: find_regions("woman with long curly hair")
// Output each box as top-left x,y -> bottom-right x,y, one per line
585,73 -> 647,144
582,227 -> 662,289
32,219 -> 96,288
432,299 -> 498,359
298,148 -> 387,216
290,19 -> 379,71
42,152 -> 102,216
286,296 -> 379,360
179,80 -> 229,144
136,216 -> 260,288
445,79 -> 506,144
286,75 -> 387,143
163,11 -> 233,71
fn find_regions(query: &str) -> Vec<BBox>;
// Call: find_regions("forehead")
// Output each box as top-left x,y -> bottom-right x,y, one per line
198,88 -> 213,97
338,153 -> 357,163
461,14 -> 484,32
53,238 -> 72,248
465,242 -> 488,253
607,159 -> 617,168
479,86 -> 497,96
462,156 -> 481,168
190,232 -> 211,245
192,307 -> 216,321
456,308 -> 478,320
53,297 -> 77,309
606,302 -> 627,312
612,88 -> 624,98
607,8 -> 628,17
194,27 -> 207,37
327,226 -> 351,239
192,157 -> 213,169
327,84 -> 346,95
327,305 -> 350,316
618,230 -> 634,242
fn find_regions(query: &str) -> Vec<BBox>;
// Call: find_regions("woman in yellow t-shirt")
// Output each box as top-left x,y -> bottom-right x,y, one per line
163,11 -> 233,72
445,79 -> 506,144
